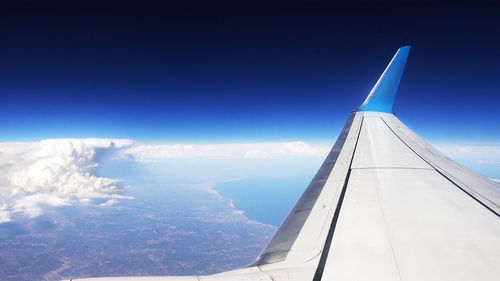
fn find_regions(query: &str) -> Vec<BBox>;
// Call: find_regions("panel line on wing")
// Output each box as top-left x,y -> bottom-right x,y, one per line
369,152 -> 404,281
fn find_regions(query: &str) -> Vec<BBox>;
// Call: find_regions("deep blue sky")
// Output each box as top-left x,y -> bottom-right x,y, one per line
1,0 -> 499,143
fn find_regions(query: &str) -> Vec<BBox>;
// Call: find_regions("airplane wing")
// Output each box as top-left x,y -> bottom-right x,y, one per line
66,46 -> 500,281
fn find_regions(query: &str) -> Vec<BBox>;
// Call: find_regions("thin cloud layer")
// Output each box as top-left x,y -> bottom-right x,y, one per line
435,143 -> 500,164
119,141 -> 330,161
434,143 -> 500,179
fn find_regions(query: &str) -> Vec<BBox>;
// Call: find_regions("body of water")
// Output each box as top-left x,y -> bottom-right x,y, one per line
215,177 -> 312,226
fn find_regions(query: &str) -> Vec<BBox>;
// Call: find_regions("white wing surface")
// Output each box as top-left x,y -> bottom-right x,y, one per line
66,46 -> 500,281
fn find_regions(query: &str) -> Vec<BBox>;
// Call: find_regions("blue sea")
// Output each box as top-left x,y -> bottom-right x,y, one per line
215,177 -> 312,226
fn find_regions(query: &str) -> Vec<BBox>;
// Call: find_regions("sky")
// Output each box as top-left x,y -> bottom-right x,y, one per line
1,0 -> 498,143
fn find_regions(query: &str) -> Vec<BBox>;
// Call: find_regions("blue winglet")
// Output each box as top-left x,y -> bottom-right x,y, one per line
358,46 -> 411,113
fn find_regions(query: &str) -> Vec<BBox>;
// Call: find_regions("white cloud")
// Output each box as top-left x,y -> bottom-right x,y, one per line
0,212 -> 10,223
0,139 -> 134,221
11,194 -> 71,218
0,204 -> 10,223
118,141 -> 330,161
99,199 -> 118,207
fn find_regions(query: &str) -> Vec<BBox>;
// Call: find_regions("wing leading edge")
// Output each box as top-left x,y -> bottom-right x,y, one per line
66,47 -> 500,281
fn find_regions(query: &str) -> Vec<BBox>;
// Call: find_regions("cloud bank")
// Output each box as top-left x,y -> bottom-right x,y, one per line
119,141 -> 330,161
0,139 -> 329,222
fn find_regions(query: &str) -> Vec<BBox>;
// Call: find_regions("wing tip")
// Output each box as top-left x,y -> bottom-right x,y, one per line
358,45 -> 411,113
